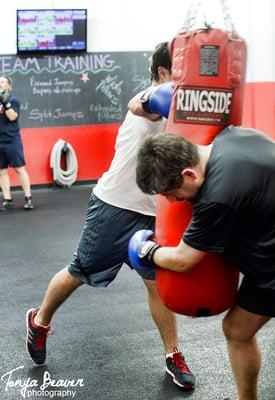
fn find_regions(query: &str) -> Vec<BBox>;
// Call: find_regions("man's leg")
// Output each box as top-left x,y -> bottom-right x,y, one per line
35,268 -> 83,326
222,305 -> 270,400
14,166 -> 32,197
26,194 -> 122,365
14,166 -> 35,209
26,268 -> 82,365
143,278 -> 178,352
0,168 -> 12,199
143,278 -> 195,389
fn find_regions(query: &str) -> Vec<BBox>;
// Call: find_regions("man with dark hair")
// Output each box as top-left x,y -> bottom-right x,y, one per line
149,42 -> 172,82
130,127 -> 275,400
0,75 -> 33,210
136,133 -> 200,196
26,43 -> 195,390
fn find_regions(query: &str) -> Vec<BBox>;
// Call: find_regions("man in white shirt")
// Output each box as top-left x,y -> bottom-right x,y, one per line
26,42 -> 195,390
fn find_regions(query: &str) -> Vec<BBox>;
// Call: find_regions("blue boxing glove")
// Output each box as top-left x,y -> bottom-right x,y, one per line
140,82 -> 173,118
128,229 -> 161,271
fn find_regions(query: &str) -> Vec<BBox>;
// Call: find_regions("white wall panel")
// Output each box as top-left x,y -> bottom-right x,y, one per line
1,0 -> 275,82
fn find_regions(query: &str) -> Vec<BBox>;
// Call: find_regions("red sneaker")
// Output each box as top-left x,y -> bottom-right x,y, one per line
26,308 -> 53,365
166,348 -> 195,389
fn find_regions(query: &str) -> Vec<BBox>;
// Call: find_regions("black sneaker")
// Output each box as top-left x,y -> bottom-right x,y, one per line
2,199 -> 13,210
24,197 -> 34,210
26,308 -> 53,365
166,348 -> 195,390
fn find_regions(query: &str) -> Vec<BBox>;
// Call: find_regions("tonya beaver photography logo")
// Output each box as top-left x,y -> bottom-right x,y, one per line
1,365 -> 85,398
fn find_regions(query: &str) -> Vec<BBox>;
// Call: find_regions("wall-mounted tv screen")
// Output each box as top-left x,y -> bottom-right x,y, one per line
17,9 -> 87,54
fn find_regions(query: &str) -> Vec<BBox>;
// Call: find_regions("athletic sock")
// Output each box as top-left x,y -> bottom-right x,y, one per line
33,315 -> 50,329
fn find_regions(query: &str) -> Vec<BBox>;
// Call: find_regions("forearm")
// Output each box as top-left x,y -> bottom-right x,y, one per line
0,89 -> 19,120
128,95 -> 161,121
152,246 -> 193,272
128,230 -> 206,274
152,239 -> 206,273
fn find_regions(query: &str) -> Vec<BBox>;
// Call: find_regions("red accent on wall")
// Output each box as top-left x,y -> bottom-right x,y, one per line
242,82 -> 275,139
8,81 -> 275,187
9,123 -> 120,186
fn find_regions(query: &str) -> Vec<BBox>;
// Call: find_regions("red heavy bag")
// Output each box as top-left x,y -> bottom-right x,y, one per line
156,28 -> 247,316
167,28 -> 247,142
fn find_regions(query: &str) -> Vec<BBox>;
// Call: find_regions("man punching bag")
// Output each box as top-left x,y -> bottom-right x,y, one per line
154,28 -> 246,316
129,27 -> 247,317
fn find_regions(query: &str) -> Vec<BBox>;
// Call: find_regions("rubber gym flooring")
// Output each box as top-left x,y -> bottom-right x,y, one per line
0,185 -> 274,400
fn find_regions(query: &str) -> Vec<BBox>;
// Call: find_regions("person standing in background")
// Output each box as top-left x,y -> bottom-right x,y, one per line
0,75 -> 33,210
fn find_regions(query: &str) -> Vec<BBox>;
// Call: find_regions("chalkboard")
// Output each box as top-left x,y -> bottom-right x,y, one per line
0,52 -> 151,128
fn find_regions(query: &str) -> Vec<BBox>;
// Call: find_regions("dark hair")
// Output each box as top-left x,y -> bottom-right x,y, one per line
136,133 -> 200,194
150,42 -> 171,82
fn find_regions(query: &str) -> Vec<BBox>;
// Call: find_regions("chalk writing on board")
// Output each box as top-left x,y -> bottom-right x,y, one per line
0,52 -> 151,127
89,104 -> 123,123
0,54 -> 120,74
29,108 -> 84,123
95,75 -> 123,106
132,75 -> 151,92
29,76 -> 82,96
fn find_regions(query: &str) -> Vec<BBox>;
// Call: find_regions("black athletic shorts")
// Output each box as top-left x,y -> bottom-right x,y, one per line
236,276 -> 275,317
0,140 -> 25,168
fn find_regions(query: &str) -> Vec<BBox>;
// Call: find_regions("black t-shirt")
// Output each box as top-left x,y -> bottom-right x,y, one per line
0,96 -> 21,143
184,126 -> 275,288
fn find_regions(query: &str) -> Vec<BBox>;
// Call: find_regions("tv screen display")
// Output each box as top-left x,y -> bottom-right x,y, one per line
17,9 -> 87,54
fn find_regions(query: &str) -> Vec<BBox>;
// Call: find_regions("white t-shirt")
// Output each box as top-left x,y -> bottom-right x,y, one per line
93,111 -> 166,216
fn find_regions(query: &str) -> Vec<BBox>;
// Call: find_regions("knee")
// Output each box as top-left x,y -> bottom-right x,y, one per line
13,167 -> 20,175
143,278 -> 158,297
222,314 -> 252,343
14,166 -> 24,175
222,314 -> 235,340
0,169 -> 7,176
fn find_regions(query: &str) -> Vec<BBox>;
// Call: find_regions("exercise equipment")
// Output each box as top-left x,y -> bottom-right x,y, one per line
50,139 -> 78,187
166,28 -> 246,142
155,2 -> 246,316
156,201 -> 240,316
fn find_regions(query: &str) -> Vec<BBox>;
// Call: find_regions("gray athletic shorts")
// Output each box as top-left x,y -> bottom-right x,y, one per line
68,193 -> 156,287
237,276 -> 275,317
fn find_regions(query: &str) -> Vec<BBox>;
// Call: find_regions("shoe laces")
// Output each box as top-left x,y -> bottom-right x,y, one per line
172,349 -> 190,374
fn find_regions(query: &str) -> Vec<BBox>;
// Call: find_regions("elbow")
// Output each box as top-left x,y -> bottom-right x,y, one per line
127,98 -> 139,114
128,105 -> 139,115
127,100 -> 133,112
